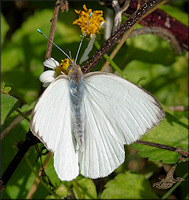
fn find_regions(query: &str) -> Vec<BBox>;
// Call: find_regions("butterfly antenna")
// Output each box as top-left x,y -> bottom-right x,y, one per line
37,29 -> 73,63
75,12 -> 93,63
68,49 -> 72,60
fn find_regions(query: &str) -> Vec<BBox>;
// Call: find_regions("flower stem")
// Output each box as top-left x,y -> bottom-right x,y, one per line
94,41 -> 124,76
16,108 -> 30,122
73,179 -> 83,199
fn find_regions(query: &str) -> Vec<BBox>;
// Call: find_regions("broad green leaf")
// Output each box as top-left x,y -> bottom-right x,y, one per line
73,178 -> 97,199
1,94 -> 19,125
101,171 -> 158,199
131,108 -> 188,164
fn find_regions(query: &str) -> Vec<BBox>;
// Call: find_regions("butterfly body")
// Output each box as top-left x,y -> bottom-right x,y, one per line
69,65 -> 85,151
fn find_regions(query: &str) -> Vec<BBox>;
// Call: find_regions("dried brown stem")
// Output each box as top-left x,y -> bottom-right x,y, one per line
128,27 -> 182,54
112,0 -> 131,34
153,163 -> 183,189
45,0 -> 62,61
135,140 -> 189,158
167,106 -> 189,112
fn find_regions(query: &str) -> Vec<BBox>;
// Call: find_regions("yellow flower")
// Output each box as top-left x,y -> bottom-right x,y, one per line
73,4 -> 106,35
56,58 -> 69,75
40,58 -> 70,87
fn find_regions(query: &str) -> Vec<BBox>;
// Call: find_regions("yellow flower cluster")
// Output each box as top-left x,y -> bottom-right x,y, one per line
56,58 -> 69,75
73,4 -> 106,35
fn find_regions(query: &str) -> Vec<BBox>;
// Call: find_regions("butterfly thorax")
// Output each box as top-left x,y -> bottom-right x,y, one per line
68,63 -> 85,151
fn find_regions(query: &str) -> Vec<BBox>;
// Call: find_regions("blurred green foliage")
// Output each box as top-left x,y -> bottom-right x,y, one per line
1,1 -> 188,199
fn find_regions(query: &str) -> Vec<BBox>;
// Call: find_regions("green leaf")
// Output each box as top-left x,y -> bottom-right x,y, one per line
73,178 -> 97,199
101,171 -> 158,199
131,108 -> 188,164
136,76 -> 147,85
1,14 -> 9,45
1,94 -> 19,125
4,86 -> 12,93
1,82 -> 12,94
160,4 -> 188,26
1,81 -> 5,89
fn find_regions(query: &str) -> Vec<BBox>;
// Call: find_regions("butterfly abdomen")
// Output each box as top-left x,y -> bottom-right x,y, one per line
69,69 -> 85,151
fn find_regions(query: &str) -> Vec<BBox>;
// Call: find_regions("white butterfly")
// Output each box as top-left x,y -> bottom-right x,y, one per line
30,58 -> 165,181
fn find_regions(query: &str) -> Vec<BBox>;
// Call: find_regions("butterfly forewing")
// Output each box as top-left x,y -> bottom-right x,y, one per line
30,76 -> 79,181
79,94 -> 125,178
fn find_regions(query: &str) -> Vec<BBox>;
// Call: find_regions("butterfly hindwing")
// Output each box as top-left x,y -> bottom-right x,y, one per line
79,94 -> 125,178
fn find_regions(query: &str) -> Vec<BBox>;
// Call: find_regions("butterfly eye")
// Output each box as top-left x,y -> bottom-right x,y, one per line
68,67 -> 73,74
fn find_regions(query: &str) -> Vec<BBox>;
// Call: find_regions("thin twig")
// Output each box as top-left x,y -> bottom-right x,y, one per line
0,131 -> 40,192
73,179 -> 83,199
137,0 -> 141,10
26,152 -> 53,199
15,108 -> 30,122
25,156 -> 55,195
1,110 -> 32,140
167,106 -> 189,112
94,41 -> 124,76
112,0 -> 131,34
101,21 -> 135,72
135,140 -> 189,158
45,0 -> 63,61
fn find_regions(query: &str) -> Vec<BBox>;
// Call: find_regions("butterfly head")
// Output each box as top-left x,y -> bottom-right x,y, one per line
68,60 -> 83,80
56,58 -> 82,76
